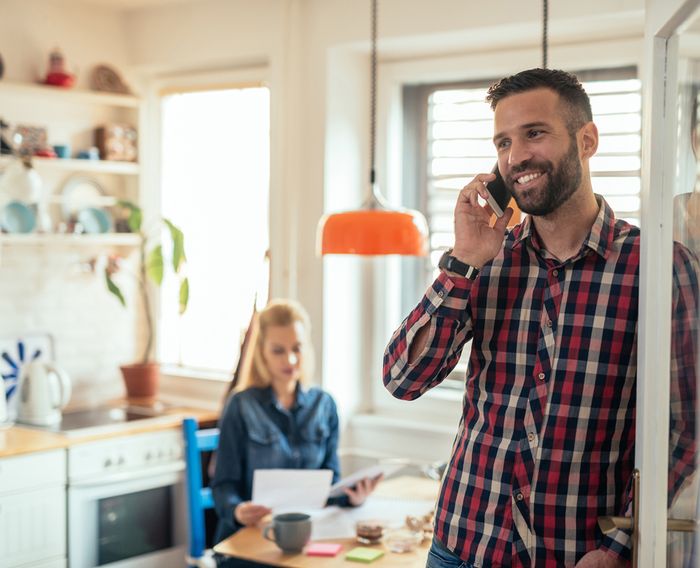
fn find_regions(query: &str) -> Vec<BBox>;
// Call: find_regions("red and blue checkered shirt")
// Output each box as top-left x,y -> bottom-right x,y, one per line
383,197 -> 698,567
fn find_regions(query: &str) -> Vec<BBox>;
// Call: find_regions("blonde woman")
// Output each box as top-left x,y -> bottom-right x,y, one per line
212,299 -> 380,548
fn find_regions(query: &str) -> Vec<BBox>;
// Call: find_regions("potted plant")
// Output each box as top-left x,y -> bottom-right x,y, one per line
105,200 -> 189,398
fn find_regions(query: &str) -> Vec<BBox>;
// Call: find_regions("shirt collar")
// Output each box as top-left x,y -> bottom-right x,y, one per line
508,194 -> 614,260
263,382 -> 309,410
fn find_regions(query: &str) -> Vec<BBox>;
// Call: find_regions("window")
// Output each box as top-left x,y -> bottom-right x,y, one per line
403,67 -> 641,387
159,84 -> 270,374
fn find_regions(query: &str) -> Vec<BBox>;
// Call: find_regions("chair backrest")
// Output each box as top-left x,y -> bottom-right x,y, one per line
182,417 -> 220,565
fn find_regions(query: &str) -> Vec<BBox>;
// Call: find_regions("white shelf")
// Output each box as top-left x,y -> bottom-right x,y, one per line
0,233 -> 140,246
0,81 -> 141,108
0,155 -> 140,175
48,195 -> 117,207
0,80 -> 143,254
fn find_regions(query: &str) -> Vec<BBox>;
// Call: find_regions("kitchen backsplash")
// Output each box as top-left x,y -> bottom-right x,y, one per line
0,245 -> 141,407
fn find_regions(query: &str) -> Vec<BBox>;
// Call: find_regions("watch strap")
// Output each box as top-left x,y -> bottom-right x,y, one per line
438,249 -> 480,279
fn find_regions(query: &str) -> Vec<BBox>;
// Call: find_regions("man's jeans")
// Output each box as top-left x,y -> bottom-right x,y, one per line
426,537 -> 474,568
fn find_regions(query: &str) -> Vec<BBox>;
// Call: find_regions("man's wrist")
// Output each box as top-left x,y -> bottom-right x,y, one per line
451,248 -> 489,269
439,249 -> 480,279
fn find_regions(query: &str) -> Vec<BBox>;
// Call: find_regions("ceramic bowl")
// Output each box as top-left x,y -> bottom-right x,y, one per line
77,207 -> 112,234
1,201 -> 36,233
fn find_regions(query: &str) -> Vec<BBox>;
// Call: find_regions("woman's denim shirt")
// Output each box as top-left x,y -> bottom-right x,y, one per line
212,384 -> 344,542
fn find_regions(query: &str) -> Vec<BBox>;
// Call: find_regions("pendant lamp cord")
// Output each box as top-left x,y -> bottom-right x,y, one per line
542,0 -> 548,69
370,0 -> 377,185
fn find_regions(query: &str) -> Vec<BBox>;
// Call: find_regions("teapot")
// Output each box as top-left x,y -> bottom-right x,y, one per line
17,361 -> 71,426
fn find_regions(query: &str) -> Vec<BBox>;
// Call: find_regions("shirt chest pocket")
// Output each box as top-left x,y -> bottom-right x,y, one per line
248,428 -> 284,469
300,423 -> 330,443
296,422 -> 331,468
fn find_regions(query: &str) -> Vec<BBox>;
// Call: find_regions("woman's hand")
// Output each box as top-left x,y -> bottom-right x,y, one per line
234,501 -> 272,526
452,173 -> 513,268
344,474 -> 384,506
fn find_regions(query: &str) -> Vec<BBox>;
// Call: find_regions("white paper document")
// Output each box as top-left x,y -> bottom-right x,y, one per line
252,469 -> 333,512
328,463 -> 406,498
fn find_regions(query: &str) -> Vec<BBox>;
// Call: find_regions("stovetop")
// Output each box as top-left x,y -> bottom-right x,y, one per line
23,402 -> 176,437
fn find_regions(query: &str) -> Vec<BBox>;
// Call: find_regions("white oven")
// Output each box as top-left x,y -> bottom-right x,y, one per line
67,429 -> 187,568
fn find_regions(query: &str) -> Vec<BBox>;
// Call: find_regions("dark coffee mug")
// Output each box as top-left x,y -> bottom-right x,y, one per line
262,512 -> 312,553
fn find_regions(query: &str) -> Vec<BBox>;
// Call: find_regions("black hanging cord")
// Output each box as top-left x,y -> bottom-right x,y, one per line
370,0 -> 377,185
542,0 -> 548,69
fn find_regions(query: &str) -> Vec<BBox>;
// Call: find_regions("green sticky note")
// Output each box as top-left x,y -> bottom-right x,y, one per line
345,547 -> 385,563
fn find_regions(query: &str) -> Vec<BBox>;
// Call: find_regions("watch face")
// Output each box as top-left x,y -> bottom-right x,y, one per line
441,254 -> 464,276
438,250 -> 452,271
438,250 -> 479,279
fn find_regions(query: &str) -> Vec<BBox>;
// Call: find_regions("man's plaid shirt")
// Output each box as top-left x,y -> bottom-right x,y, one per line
383,197 -> 698,567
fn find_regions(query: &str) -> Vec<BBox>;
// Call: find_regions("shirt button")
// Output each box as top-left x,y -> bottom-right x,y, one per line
516,493 -> 524,501
538,372 -> 546,381
546,320 -> 553,327
528,432 -> 536,442
552,269 -> 559,277
438,290 -> 445,298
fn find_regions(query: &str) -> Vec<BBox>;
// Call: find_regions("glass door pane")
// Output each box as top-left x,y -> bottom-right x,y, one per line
667,8 -> 700,565
97,485 -> 173,565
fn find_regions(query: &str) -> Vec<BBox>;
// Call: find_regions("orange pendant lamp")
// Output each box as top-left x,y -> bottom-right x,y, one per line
317,0 -> 429,256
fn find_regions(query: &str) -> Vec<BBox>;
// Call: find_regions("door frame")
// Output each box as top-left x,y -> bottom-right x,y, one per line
639,0 -> 700,564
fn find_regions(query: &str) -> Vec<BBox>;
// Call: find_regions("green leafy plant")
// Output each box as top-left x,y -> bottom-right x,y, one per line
105,200 -> 189,364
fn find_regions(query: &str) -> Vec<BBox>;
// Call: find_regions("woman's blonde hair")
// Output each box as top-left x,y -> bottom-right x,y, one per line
237,299 -> 314,390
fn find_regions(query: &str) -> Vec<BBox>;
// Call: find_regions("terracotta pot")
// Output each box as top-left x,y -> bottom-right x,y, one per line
119,362 -> 160,399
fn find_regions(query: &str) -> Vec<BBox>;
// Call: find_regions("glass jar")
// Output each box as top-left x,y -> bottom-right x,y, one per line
384,527 -> 424,553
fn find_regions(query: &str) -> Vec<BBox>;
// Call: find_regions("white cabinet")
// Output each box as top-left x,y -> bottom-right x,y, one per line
0,81 -> 142,248
0,449 -> 67,568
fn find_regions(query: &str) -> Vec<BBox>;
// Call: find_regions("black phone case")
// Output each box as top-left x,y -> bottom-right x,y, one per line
485,164 -> 511,216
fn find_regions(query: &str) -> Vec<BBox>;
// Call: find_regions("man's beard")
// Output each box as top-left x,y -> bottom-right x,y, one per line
505,137 -> 582,216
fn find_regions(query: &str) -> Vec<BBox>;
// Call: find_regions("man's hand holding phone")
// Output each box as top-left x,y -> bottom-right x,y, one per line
452,171 -> 513,269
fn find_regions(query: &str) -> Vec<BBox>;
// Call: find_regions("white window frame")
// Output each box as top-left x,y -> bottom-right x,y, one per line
144,66 -> 270,386
369,37 -> 644,423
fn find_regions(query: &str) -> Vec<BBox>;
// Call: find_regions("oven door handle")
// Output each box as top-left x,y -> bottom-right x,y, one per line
70,461 -> 185,487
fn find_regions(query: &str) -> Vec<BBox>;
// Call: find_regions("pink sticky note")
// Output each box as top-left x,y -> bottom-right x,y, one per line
306,542 -> 343,557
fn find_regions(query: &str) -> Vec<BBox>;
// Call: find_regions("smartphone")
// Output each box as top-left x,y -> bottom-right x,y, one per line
485,163 -> 511,218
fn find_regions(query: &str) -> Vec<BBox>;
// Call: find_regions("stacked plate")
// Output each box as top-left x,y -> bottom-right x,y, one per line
61,176 -> 113,233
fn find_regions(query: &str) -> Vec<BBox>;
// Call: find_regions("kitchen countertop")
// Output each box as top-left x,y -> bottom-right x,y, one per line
0,404 -> 220,458
0,426 -> 69,457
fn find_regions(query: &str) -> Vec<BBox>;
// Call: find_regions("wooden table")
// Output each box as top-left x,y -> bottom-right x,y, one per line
213,476 -> 440,567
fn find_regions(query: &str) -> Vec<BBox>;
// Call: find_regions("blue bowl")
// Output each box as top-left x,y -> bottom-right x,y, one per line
1,201 -> 36,233
77,207 -> 112,234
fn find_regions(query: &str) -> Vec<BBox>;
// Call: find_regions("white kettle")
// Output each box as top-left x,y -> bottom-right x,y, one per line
0,382 -> 9,429
17,361 -> 71,426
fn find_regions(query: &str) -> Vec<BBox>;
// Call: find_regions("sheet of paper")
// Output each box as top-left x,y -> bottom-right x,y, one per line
328,463 -> 406,498
310,496 -> 435,541
252,469 -> 333,512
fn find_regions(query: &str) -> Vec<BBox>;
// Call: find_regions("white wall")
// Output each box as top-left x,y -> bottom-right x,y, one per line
0,246 -> 138,406
0,0 -> 132,87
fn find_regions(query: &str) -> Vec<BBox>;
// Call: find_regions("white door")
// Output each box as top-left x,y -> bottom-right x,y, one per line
637,1 -> 700,566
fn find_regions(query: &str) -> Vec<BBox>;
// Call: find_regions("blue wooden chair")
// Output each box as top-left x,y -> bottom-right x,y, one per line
183,417 -> 220,568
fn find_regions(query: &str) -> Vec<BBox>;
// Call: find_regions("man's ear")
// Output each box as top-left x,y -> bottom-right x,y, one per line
579,121 -> 599,159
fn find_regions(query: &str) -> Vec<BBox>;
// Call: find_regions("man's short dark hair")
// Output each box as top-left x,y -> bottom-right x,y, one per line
486,68 -> 593,134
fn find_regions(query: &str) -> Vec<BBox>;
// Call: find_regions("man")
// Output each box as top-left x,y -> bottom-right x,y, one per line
383,68 -> 698,567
